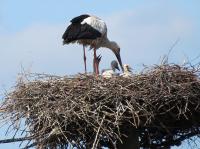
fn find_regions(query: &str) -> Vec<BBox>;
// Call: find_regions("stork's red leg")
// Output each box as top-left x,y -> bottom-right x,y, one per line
93,48 -> 99,74
93,55 -> 101,74
93,48 -> 97,74
93,56 -> 96,73
96,55 -> 101,74
83,45 -> 87,73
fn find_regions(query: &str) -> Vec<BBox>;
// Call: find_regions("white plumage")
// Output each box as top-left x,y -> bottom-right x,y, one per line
120,64 -> 133,78
102,70 -> 119,78
62,14 -> 123,74
102,60 -> 120,78
81,16 -> 107,35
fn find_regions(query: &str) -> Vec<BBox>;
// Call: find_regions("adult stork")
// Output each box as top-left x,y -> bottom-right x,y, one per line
62,14 -> 123,74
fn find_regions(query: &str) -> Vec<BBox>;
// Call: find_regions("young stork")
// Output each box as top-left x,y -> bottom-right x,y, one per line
120,64 -> 133,77
102,60 -> 120,78
62,14 -> 123,74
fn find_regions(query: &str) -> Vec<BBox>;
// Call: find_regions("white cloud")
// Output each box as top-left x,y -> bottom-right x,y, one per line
103,8 -> 198,68
0,24 -> 86,89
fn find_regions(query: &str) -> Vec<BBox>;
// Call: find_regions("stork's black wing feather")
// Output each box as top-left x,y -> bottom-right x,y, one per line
62,23 -> 102,43
70,14 -> 90,24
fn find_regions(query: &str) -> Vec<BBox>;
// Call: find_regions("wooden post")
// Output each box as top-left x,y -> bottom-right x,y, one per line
117,127 -> 139,149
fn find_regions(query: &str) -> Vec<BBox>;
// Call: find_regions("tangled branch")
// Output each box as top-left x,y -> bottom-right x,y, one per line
1,64 -> 200,148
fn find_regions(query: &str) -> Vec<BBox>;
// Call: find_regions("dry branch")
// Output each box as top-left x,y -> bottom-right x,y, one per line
1,64 -> 200,148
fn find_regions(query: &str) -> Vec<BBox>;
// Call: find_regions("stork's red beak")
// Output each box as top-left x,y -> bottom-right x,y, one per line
116,65 -> 120,71
115,52 -> 124,72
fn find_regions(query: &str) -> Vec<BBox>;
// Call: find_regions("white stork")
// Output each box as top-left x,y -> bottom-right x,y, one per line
62,14 -> 123,74
120,64 -> 133,77
102,60 -> 120,78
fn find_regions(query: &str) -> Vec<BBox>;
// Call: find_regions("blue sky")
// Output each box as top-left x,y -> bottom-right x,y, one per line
0,0 -> 200,148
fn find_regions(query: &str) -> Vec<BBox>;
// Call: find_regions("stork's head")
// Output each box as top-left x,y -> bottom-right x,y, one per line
111,60 -> 120,72
109,41 -> 124,72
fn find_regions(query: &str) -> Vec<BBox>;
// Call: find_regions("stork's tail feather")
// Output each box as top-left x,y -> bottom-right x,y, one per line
63,38 -> 77,45
62,40 -> 67,45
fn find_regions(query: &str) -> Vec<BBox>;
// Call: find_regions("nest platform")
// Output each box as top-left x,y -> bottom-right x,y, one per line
1,64 -> 200,149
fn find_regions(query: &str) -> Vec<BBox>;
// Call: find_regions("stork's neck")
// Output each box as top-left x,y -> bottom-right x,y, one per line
101,37 -> 113,49
112,67 -> 116,72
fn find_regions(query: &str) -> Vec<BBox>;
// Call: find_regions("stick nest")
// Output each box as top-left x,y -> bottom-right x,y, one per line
1,64 -> 200,149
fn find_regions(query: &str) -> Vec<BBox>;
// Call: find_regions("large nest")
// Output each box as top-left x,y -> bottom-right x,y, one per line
1,64 -> 200,149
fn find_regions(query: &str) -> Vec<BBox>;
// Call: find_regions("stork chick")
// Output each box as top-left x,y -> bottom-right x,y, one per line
120,64 -> 133,77
102,60 -> 120,78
